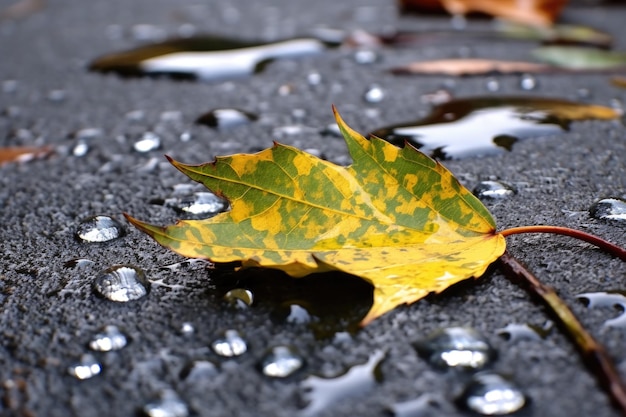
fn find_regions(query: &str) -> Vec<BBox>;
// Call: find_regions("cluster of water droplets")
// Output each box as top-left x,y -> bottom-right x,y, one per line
405,327 -> 527,415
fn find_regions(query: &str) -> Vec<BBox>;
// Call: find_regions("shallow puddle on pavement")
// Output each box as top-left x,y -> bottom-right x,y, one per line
212,268 -> 373,339
370,96 -> 620,159
299,350 -> 384,417
576,291 -> 626,327
89,36 -> 329,81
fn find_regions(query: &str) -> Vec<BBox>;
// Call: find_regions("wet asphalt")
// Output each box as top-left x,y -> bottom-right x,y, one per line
1,0 -> 626,416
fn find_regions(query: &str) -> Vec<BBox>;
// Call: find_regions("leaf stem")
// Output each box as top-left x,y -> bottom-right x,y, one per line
500,225 -> 626,261
498,251 -> 626,416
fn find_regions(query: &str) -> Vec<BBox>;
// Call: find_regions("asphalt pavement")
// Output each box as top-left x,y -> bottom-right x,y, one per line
1,0 -> 625,416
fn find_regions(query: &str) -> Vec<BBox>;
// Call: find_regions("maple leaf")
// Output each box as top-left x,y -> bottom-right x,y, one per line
126,108 -> 506,325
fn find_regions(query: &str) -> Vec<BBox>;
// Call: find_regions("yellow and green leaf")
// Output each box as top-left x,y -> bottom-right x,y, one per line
126,108 -> 506,325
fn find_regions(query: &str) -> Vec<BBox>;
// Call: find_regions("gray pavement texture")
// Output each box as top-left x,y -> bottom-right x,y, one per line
1,0 -> 626,416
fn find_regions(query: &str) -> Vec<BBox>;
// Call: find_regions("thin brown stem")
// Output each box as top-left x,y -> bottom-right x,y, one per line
500,225 -> 626,261
499,251 -> 626,416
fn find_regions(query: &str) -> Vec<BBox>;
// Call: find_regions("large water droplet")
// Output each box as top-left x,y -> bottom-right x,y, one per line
224,288 -> 254,308
89,325 -> 128,351
370,96 -> 616,159
300,350 -> 384,417
259,346 -> 304,378
196,108 -> 258,130
68,354 -> 102,380
133,131 -> 161,153
589,198 -> 626,222
165,191 -> 228,218
76,215 -> 125,243
457,372 -> 526,415
93,265 -> 150,302
89,37 -> 328,82
577,291 -> 626,327
473,181 -> 516,200
413,327 -> 495,370
211,330 -> 247,357
142,390 -> 189,417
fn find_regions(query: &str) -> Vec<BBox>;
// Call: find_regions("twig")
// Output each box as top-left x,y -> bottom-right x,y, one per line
499,251 -> 626,416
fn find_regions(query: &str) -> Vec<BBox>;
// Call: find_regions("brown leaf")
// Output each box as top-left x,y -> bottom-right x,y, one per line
399,0 -> 568,26
391,58 -> 552,76
0,146 -> 53,166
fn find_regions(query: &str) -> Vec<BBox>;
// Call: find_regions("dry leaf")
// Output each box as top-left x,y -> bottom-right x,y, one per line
391,58 -> 552,76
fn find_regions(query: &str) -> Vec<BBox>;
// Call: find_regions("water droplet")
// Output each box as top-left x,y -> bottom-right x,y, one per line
354,49 -> 379,64
2,79 -> 18,93
93,265 -> 150,302
370,96 -> 613,159
133,131 -> 161,153
72,128 -> 103,141
413,327 -> 495,370
131,24 -> 167,42
496,323 -> 551,342
76,215 -> 125,243
259,346 -> 304,378
196,108 -> 258,130
161,258 -> 213,272
577,291 -> 626,327
47,89 -> 67,102
589,198 -> 626,222
126,109 -> 145,121
286,304 -> 312,324
179,322 -> 195,336
179,131 -> 192,142
473,181 -> 516,200
519,74 -> 537,91
300,350 -> 384,417
68,354 -> 101,380
307,72 -> 322,85
165,191 -> 228,218
159,110 -> 183,123
485,77 -> 500,92
90,37 -> 328,82
224,288 -> 254,308
320,123 -> 342,137
89,325 -> 128,351
364,84 -> 384,103
457,372 -> 526,415
142,389 -> 188,417
211,330 -> 247,357
421,89 -> 452,106
72,141 -> 90,157
180,360 -> 218,382
63,258 -> 95,269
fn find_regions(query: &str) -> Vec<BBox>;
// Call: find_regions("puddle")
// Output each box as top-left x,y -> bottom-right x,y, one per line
370,96 -> 619,159
212,269 -> 373,339
89,36 -> 329,82
299,350 -> 384,417
589,198 -> 626,222
577,291 -> 626,327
